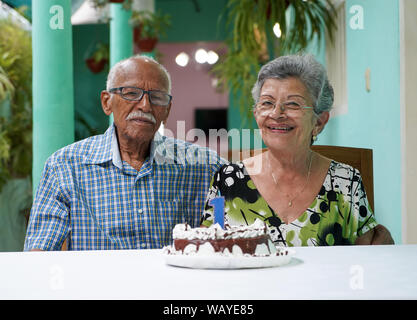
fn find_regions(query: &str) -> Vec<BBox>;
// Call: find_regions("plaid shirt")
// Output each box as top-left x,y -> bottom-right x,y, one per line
24,125 -> 227,251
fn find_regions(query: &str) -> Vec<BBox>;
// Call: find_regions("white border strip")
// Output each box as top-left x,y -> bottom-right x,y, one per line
399,0 -> 407,244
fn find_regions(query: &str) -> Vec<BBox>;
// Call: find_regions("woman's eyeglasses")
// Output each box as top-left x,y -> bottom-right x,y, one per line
254,100 -> 313,115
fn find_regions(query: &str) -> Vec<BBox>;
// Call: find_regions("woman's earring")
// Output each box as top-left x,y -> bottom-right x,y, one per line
312,135 -> 317,142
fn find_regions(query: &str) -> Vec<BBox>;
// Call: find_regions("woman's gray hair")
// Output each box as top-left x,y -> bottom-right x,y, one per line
106,54 -> 172,93
251,54 -> 334,115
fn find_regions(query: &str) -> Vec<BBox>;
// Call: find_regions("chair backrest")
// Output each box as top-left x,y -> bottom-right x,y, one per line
61,239 -> 68,251
228,145 -> 374,211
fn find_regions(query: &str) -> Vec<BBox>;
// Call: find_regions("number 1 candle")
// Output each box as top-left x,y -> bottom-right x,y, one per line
209,196 -> 225,229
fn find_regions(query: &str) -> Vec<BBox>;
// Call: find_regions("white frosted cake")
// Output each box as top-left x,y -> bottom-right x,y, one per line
163,219 -> 289,257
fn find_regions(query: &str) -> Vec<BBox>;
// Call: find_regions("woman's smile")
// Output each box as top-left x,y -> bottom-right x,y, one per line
265,123 -> 295,133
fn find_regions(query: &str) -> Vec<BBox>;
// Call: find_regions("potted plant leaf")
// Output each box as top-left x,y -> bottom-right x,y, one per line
90,0 -> 132,11
0,65 -> 14,104
129,10 -> 171,52
85,42 -> 110,74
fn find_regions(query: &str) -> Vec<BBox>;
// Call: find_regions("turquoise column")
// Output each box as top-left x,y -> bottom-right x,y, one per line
110,3 -> 133,66
109,3 -> 133,124
32,0 -> 74,194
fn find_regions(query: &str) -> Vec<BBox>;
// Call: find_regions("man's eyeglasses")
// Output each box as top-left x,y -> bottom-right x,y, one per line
108,86 -> 172,107
254,99 -> 313,115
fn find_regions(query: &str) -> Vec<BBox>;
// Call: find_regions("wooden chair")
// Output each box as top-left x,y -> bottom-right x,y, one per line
61,238 -> 68,251
311,145 -> 374,211
228,145 -> 374,211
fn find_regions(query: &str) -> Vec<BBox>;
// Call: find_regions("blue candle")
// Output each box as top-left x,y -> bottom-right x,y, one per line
209,196 -> 225,229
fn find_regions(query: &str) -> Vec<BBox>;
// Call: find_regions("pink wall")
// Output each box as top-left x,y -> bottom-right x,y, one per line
155,42 -> 229,139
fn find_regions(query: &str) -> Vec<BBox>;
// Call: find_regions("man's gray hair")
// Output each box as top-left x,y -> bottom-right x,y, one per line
251,54 -> 334,115
106,54 -> 172,93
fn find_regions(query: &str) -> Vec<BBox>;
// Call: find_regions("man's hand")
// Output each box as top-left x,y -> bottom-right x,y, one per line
355,224 -> 395,245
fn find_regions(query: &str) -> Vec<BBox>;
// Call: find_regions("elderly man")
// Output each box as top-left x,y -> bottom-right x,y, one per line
24,56 -> 227,251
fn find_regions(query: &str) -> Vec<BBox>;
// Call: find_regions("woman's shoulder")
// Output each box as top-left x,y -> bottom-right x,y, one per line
212,162 -> 249,188
326,160 -> 364,190
216,162 -> 246,175
328,160 -> 361,177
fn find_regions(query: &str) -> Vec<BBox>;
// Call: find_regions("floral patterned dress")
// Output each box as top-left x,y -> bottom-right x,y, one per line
200,161 -> 377,246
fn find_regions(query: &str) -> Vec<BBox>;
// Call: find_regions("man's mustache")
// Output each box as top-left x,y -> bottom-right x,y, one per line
125,110 -> 156,124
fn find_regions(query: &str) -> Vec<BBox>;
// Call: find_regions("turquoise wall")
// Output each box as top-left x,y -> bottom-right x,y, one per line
156,0 -> 226,42
320,0 -> 401,243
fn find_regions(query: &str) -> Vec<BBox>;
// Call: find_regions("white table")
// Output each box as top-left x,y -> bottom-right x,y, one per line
1,245 -> 416,300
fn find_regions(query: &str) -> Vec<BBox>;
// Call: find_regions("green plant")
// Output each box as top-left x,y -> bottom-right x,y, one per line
0,18 -> 32,191
211,0 -> 337,122
0,65 -> 14,102
129,10 -> 171,39
90,0 -> 132,11
85,42 -> 110,73
90,42 -> 110,63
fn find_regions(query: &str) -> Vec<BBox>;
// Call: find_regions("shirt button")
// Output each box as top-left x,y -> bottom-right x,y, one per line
137,208 -> 143,214
140,243 -> 147,249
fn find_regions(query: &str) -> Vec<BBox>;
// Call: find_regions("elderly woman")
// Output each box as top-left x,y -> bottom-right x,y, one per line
201,54 -> 393,246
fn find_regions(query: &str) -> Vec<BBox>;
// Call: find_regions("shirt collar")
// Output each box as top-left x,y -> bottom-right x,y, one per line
84,124 -> 114,165
111,127 -> 122,169
85,124 -> 170,167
